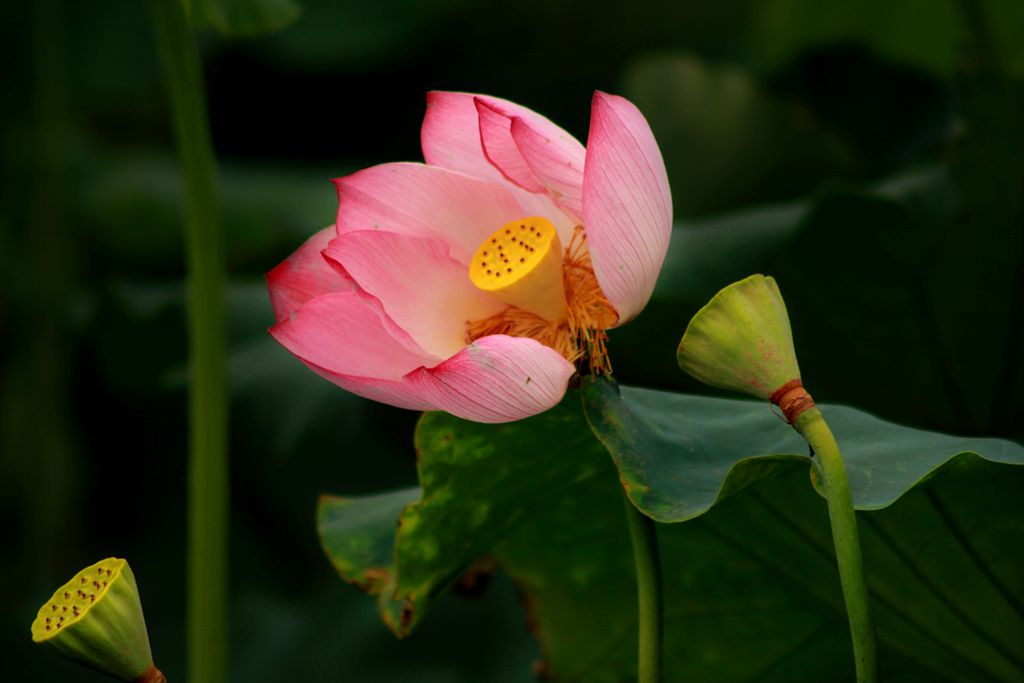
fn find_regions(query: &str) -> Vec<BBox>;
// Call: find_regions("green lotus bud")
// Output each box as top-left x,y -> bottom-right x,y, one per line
678,274 -> 813,421
31,557 -> 165,682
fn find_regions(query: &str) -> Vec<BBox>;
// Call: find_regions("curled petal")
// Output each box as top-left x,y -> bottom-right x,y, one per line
334,162 -> 529,264
583,91 -> 672,324
323,231 -> 505,359
510,115 -> 586,220
476,98 -> 545,192
404,335 -> 575,423
266,226 -> 349,323
422,91 -> 510,184
420,91 -> 579,241
473,95 -> 587,219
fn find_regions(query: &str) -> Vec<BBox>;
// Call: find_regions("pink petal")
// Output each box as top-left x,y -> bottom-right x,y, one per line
334,162 -> 532,264
422,91 -> 509,184
420,91 -> 579,240
266,226 -> 350,323
476,98 -> 545,192
305,362 -> 434,411
270,291 -> 439,410
404,335 -> 574,423
511,115 -> 586,219
323,231 -> 505,359
583,91 -> 672,324
270,292 -> 573,421
270,291 -> 438,381
474,96 -> 588,221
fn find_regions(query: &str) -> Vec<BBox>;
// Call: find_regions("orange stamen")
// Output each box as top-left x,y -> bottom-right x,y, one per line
466,226 -> 617,375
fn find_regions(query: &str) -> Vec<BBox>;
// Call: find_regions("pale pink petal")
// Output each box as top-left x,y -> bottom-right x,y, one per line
476,99 -> 545,192
423,91 -> 579,181
404,335 -> 574,423
305,361 -> 434,411
511,116 -> 586,219
334,162 -> 533,264
270,293 -> 573,420
422,91 -> 509,184
420,91 -> 579,241
270,291 -> 438,380
323,231 -> 505,359
475,96 -> 588,221
503,183 -> 578,246
270,291 -> 438,409
266,226 -> 350,323
583,91 -> 672,324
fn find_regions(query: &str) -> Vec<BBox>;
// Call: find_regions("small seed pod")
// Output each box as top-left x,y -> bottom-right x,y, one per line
677,274 -> 813,422
31,558 -> 165,682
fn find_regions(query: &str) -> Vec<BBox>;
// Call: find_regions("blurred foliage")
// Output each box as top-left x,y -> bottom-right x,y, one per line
320,391 -> 1024,681
625,53 -> 856,216
749,0 -> 1024,78
615,163 -> 1023,441
1,0 -> 1022,680
188,0 -> 301,37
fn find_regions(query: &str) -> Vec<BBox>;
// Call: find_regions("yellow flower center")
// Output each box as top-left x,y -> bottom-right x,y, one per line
466,219 -> 618,374
468,217 -> 568,322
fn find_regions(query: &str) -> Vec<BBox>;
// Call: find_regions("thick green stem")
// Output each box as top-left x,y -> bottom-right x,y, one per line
622,491 -> 663,683
150,2 -> 228,683
794,408 -> 877,683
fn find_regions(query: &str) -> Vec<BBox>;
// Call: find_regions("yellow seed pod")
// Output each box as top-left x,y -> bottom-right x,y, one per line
469,216 -> 568,322
31,558 -> 164,682
677,274 -> 802,401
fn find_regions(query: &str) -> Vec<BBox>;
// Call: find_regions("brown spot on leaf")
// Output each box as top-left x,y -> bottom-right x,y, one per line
453,557 -> 495,599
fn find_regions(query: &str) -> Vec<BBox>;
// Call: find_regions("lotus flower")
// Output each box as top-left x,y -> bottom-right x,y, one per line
268,91 -> 671,423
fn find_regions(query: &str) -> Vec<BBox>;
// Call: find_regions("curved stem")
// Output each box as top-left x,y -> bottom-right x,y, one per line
793,408 -> 877,683
622,491 -> 663,683
150,3 -> 228,683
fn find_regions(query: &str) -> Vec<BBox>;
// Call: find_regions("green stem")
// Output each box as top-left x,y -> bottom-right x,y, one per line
622,491 -> 663,683
150,3 -> 228,683
793,408 -> 877,683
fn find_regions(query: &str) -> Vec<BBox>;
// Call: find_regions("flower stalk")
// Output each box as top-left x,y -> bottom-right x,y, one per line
623,491 -> 663,683
794,408 -> 877,683
149,2 -> 228,682
677,274 -> 877,683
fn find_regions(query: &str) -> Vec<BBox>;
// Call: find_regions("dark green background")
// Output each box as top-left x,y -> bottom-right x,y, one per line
2,0 -> 1021,680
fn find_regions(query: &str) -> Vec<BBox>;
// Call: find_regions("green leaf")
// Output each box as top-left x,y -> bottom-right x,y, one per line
396,400 -> 611,635
318,387 -> 1024,682
318,488 -> 418,594
318,489 -> 421,635
582,379 -> 1024,521
187,0 -> 300,37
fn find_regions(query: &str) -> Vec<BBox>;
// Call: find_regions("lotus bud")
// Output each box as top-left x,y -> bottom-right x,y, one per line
677,274 -> 814,422
31,557 -> 165,682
